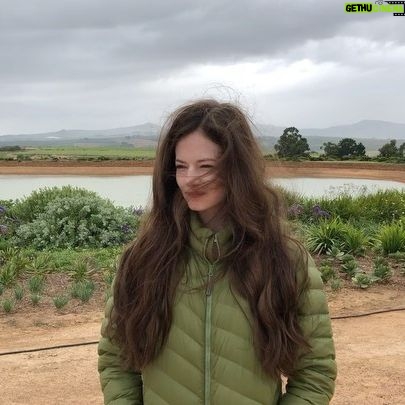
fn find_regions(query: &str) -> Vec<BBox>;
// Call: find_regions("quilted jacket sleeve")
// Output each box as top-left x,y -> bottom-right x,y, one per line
98,295 -> 144,405
280,255 -> 337,405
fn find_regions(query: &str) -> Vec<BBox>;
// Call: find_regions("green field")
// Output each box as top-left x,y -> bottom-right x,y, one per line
0,146 -> 156,160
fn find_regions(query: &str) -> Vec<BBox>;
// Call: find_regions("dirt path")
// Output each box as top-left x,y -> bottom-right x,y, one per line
1,287 -> 405,405
1,160 -> 405,183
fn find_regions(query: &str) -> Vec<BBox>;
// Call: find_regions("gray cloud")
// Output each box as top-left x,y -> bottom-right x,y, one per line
0,0 -> 404,133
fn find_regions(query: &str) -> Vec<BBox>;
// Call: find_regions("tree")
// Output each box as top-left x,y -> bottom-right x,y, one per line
337,138 -> 366,159
399,142 -> 405,158
378,140 -> 399,158
321,138 -> 366,159
322,142 -> 340,158
274,127 -> 310,159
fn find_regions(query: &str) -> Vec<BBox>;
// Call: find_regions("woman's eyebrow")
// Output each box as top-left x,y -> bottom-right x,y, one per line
175,158 -> 216,163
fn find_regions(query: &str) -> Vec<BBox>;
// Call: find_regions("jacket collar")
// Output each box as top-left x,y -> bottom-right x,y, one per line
188,212 -> 233,263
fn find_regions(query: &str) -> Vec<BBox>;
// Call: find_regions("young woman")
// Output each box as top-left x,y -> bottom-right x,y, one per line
98,99 -> 337,404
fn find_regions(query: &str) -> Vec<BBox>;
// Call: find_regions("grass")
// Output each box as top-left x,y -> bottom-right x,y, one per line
28,275 -> 45,294
0,146 -> 155,160
71,280 -> 95,302
53,295 -> 69,310
2,298 -> 14,313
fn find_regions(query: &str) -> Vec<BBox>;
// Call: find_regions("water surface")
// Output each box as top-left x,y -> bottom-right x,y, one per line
2,175 -> 404,207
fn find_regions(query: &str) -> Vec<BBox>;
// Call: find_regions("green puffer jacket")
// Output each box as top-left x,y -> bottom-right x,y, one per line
98,215 -> 336,404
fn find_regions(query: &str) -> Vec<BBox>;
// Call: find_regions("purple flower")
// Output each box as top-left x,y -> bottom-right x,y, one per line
121,224 -> 131,234
132,206 -> 144,216
288,203 -> 304,218
312,205 -> 331,219
0,224 -> 8,234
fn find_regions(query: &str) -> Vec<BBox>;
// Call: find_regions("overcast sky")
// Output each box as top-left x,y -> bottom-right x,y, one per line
1,0 -> 404,134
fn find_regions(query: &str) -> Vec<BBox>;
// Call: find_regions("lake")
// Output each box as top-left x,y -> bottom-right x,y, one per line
1,175 -> 404,207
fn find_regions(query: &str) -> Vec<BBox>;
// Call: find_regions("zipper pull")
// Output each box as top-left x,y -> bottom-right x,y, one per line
212,234 -> 219,262
206,264 -> 214,296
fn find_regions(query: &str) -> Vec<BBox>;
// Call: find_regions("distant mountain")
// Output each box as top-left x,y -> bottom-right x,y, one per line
0,123 -> 160,142
0,120 -> 404,151
300,120 -> 405,140
0,123 -> 161,148
257,120 -> 405,140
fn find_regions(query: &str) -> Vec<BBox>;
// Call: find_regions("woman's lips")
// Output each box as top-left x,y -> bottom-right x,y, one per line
185,191 -> 205,199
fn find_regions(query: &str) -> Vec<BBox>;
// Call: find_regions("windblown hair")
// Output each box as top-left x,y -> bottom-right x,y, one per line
110,99 -> 310,378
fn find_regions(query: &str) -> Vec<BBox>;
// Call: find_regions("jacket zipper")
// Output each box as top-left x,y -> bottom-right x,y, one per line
204,234 -> 218,405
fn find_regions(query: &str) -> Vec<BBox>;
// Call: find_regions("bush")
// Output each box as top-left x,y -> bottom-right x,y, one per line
352,273 -> 374,289
340,224 -> 368,256
71,280 -> 95,302
53,295 -> 69,309
2,298 -> 14,313
10,186 -> 100,223
305,218 -> 347,254
372,257 -> 392,283
14,194 -> 138,249
30,293 -> 41,305
375,222 -> 405,254
28,275 -> 45,294
0,262 -> 20,287
330,278 -> 342,291
341,259 -> 359,278
319,264 -> 335,283
14,284 -> 24,300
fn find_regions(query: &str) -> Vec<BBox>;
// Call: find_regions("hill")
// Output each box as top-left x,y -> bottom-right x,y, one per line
0,120 -> 404,153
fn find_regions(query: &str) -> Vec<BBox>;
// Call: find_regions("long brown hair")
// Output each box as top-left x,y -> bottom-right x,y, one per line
110,99 -> 309,378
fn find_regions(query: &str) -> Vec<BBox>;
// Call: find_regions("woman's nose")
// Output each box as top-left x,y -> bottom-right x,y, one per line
184,168 -> 202,186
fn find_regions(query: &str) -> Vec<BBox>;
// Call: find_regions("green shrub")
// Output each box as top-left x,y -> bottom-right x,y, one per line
375,222 -> 405,254
26,254 -> 53,274
2,298 -> 14,313
340,224 -> 368,256
28,275 -> 45,294
0,247 -> 20,264
330,278 -> 342,291
14,194 -> 138,249
10,186 -> 100,223
326,246 -> 345,261
0,262 -> 19,287
69,256 -> 98,282
372,257 -> 392,283
341,259 -> 359,278
14,284 -> 24,300
288,189 -> 405,224
352,273 -> 374,289
305,218 -> 347,254
71,280 -> 95,302
306,193 -> 360,222
388,251 -> 405,262
357,190 -> 405,223
319,264 -> 335,283
30,293 -> 41,306
53,295 -> 69,309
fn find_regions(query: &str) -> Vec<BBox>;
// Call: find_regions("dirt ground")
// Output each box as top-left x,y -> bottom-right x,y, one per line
1,285 -> 405,405
1,161 -> 405,404
1,160 -> 405,184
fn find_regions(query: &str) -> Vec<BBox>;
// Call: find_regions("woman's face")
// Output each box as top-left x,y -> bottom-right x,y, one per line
175,129 -> 226,229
